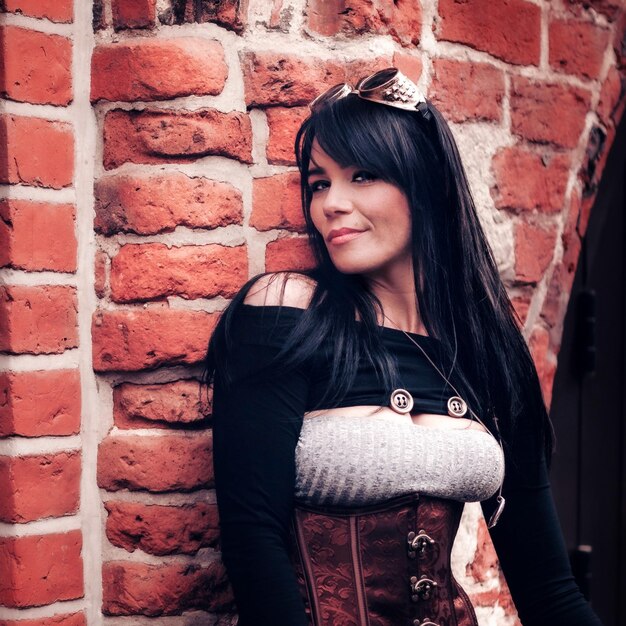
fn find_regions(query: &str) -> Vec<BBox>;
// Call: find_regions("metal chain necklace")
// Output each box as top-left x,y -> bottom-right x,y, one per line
384,314 -> 471,420
382,312 -> 506,528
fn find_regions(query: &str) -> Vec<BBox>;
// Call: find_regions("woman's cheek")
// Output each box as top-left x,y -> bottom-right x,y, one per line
309,204 -> 324,237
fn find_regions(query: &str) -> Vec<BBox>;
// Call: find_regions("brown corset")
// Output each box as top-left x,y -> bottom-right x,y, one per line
289,493 -> 479,626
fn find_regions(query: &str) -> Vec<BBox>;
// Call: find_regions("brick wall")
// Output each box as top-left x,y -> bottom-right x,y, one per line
0,1 -> 625,625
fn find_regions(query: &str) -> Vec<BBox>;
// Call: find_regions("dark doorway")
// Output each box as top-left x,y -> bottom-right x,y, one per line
550,114 -> 626,626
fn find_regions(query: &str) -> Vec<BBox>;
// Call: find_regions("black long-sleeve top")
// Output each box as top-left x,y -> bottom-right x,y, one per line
212,304 -> 603,626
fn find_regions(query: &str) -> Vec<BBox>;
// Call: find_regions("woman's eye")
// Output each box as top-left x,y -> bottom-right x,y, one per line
309,180 -> 328,193
353,170 -> 377,183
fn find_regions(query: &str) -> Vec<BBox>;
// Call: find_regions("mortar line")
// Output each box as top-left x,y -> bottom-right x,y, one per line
0,515 -> 82,537
73,1 -> 103,624
0,600 -> 86,621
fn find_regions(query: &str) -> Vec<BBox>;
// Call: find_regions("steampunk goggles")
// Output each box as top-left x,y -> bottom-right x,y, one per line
309,67 -> 431,119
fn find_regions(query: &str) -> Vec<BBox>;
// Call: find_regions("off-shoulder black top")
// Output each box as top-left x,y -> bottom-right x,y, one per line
212,304 -> 603,626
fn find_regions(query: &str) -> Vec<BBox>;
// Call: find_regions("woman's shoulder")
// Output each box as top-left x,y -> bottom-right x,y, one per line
243,272 -> 317,310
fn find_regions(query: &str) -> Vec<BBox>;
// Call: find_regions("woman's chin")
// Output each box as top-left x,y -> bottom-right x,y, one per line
329,260 -> 373,276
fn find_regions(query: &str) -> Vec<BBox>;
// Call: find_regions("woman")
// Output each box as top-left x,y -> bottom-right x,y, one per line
203,69 -> 602,626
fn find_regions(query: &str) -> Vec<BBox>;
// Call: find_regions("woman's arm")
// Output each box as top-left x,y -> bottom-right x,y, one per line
213,341 -> 309,624
212,277 -> 315,626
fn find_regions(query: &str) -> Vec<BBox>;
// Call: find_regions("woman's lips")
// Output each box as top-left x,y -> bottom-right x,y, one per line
327,228 -> 366,244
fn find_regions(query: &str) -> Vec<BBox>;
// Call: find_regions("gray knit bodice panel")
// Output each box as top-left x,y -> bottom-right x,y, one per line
294,415 -> 504,506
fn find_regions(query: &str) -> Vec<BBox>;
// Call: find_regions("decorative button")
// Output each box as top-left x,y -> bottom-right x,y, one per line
390,389 -> 414,414
407,530 -> 435,558
447,395 -> 467,418
410,575 -> 437,602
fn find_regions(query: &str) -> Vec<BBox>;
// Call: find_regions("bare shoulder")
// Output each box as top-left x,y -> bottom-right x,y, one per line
243,272 -> 316,309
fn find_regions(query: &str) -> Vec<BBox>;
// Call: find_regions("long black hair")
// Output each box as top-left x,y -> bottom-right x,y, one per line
204,93 -> 552,468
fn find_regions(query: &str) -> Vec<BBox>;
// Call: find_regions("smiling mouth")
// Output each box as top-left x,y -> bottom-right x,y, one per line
327,229 -> 366,244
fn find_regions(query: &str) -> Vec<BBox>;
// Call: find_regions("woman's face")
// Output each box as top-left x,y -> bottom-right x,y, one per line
308,141 -> 413,283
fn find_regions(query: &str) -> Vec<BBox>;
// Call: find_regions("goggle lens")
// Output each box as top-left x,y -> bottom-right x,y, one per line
309,83 -> 352,113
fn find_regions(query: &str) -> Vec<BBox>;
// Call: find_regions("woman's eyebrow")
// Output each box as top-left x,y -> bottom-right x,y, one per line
307,166 -> 325,178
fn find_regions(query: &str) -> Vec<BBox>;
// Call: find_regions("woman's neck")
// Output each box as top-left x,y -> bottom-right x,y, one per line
364,266 -> 425,335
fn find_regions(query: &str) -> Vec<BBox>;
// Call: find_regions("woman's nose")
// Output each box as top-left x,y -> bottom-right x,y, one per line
322,184 -> 353,216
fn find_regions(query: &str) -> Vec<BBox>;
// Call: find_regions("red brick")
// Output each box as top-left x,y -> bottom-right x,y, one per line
95,173 -> 242,235
91,39 -> 226,103
392,52 -> 423,83
491,147 -> 570,213
564,0 -> 623,22
510,77 -> 591,149
113,379 -> 211,429
105,501 -> 219,555
309,0 -> 422,46
597,66 -> 625,127
1,26 -> 72,106
93,174 -> 238,232
102,560 -> 232,615
514,221 -> 557,284
2,0 -> 73,22
471,588 -> 520,622
429,59 -> 504,123
529,325 -> 556,407
241,52 -> 392,107
365,0 -> 423,47
307,0 -> 343,35
549,19 -> 610,80
0,452 -> 80,523
242,52 -> 394,109
510,292 -> 531,327
110,243 -> 247,303
112,0 -> 156,29
0,370 -> 81,438
97,433 -> 213,492
436,0 -> 540,66
541,186 -> 584,327
541,264 -> 570,332
251,173 -> 305,232
242,52 -> 344,108
94,250 -> 108,298
92,309 -> 217,371
265,237 -> 316,272
563,189 -> 584,268
158,0 -> 245,33
541,192 -> 583,330
0,531 -> 83,607
615,11 -> 626,67
266,106 -> 309,166
0,200 -> 76,272
0,612 -> 86,626
269,0 -> 289,29
466,516 -> 500,582
0,116 -> 73,189
467,519 -> 519,621
103,108 -> 252,169
0,286 -> 78,355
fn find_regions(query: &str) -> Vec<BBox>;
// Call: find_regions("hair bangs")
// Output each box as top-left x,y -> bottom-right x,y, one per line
299,96 -> 410,188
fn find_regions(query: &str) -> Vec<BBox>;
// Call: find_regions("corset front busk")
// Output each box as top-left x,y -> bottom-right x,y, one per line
289,493 -> 479,626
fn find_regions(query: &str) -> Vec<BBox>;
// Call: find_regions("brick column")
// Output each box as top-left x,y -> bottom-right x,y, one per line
0,1 -> 85,625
